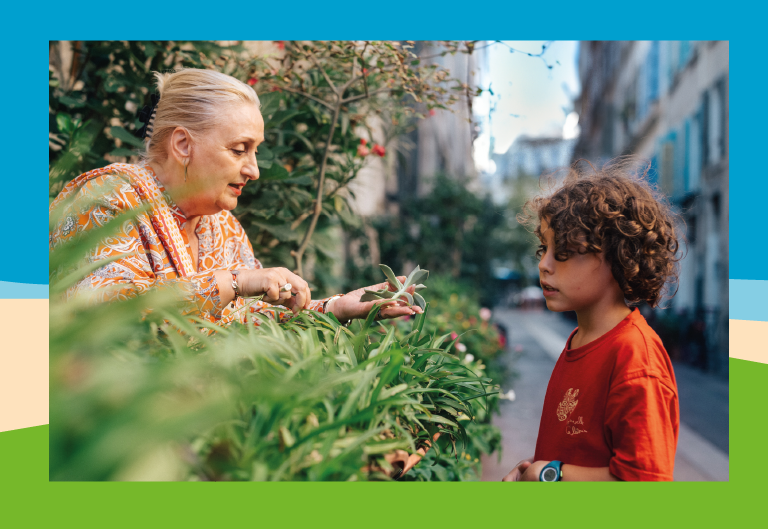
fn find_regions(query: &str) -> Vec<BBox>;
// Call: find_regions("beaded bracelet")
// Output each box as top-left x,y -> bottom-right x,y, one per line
230,270 -> 241,300
323,294 -> 350,326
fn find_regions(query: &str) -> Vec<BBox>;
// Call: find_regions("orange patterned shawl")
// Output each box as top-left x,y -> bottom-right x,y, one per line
49,162 -> 330,325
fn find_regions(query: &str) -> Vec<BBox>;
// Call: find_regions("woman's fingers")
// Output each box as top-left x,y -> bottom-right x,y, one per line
264,283 -> 282,303
242,268 -> 312,311
384,276 -> 408,292
378,303 -> 418,320
287,286 -> 310,314
282,270 -> 311,314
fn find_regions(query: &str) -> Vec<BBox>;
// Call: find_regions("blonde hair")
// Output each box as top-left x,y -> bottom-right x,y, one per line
142,68 -> 260,164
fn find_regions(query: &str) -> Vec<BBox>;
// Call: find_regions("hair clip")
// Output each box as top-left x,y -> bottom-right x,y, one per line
136,93 -> 160,140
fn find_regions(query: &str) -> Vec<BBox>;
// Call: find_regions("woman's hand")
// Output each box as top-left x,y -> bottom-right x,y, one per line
238,267 -> 312,314
328,276 -> 423,322
502,456 -> 535,482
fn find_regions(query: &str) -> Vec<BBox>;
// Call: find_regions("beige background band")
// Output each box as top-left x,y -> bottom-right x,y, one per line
729,319 -> 768,364
0,306 -> 759,433
0,299 -> 49,433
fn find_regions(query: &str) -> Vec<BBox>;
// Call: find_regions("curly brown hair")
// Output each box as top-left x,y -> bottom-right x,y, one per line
518,157 -> 683,308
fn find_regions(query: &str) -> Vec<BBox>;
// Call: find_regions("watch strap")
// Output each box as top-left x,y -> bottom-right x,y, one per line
539,460 -> 563,482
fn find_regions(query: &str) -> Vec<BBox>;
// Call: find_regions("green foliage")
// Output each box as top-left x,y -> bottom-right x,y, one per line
371,174 -> 512,307
494,171 -> 547,285
49,215 -> 500,481
402,422 -> 502,481
359,264 -> 427,309
48,42 -> 501,481
49,41 -> 241,199
414,275 -> 510,390
49,41 -> 470,296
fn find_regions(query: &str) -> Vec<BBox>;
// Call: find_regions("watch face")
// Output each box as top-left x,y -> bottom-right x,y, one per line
542,467 -> 558,481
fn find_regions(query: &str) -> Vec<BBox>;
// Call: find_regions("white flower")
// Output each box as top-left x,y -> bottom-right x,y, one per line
455,342 -> 467,353
500,389 -> 516,401
479,307 -> 492,321
462,353 -> 475,363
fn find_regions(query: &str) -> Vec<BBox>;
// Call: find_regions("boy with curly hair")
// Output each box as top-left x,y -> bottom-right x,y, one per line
503,159 -> 682,482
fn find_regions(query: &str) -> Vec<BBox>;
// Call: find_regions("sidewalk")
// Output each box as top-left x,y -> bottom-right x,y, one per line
482,308 -> 729,481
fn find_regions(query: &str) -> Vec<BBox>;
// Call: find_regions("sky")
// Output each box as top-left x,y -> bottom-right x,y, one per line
473,41 -> 581,174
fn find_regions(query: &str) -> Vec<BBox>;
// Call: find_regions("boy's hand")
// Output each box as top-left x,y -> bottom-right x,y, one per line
502,457 -> 535,482
520,460 -> 549,481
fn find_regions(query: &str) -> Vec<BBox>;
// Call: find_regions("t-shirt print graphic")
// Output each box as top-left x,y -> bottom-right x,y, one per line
557,388 -> 579,421
556,388 -> 588,435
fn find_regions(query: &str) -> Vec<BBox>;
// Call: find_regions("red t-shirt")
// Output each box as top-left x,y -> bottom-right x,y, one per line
533,308 -> 679,481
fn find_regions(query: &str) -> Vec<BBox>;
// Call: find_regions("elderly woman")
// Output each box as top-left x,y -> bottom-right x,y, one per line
49,68 -> 419,326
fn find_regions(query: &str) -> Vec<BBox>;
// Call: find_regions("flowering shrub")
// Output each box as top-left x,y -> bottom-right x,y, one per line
421,276 -> 508,382
49,40 -> 478,296
374,273 -> 508,480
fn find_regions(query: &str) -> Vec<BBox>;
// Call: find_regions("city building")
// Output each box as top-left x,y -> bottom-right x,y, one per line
350,42 -> 489,218
574,41 -> 729,375
486,135 -> 577,205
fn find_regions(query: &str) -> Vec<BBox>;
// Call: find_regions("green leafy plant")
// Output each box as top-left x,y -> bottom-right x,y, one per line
50,41 -> 476,296
359,264 -> 428,309
49,207 -> 500,480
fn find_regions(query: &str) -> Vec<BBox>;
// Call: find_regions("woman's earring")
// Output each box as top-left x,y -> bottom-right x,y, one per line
184,163 -> 188,183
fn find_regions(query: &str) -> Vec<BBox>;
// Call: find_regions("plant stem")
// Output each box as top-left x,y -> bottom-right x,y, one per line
292,102 -> 341,276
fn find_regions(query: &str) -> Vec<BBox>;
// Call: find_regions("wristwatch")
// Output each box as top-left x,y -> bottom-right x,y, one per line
539,461 -> 563,482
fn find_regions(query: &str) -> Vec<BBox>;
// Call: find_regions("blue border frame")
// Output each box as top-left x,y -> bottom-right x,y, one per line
2,1 -> 759,525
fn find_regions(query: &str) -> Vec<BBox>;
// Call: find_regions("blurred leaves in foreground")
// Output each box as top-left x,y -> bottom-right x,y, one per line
50,212 -> 502,480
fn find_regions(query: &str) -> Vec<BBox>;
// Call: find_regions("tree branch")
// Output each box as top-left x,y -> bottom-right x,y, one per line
292,103 -> 342,276
307,50 -> 339,97
290,210 -> 313,231
341,86 -> 391,105
265,83 -> 335,110
340,42 -> 370,94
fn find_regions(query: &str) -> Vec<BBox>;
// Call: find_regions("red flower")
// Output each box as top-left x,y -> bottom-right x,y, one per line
362,68 -> 368,75
247,78 -> 258,86
274,41 -> 285,50
357,144 -> 370,157
372,144 -> 386,157
359,138 -> 367,146
429,109 -> 436,117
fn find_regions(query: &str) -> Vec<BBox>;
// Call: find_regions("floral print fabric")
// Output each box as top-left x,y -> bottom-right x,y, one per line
49,162 -> 331,325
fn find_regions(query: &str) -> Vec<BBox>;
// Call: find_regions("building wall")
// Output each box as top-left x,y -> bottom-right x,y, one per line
487,136 -> 577,205
575,41 -> 729,374
349,42 -> 488,218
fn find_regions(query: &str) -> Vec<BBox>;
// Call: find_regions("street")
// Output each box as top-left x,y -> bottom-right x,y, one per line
482,308 -> 729,481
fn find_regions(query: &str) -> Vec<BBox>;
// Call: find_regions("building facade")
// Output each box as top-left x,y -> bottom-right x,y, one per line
349,42 -> 489,218
486,135 -> 577,205
575,41 -> 729,375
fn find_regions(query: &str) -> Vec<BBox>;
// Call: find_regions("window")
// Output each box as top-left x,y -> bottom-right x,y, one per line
660,134 -> 675,197
648,41 -> 660,103
701,91 -> 710,167
689,111 -> 702,191
684,118 -> 691,193
679,41 -> 691,70
707,80 -> 726,166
